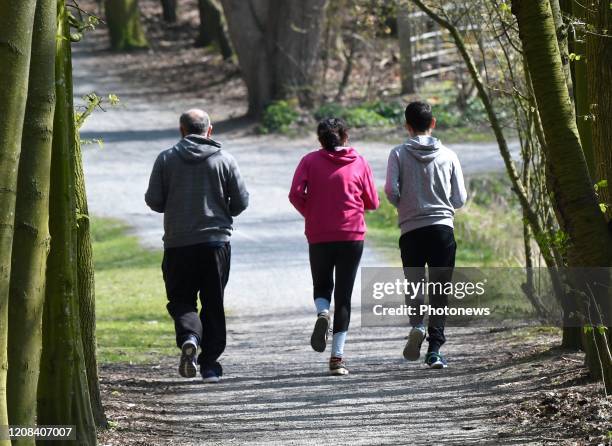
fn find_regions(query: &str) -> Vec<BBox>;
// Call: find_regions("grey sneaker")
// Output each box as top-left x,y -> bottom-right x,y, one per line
329,357 -> 349,376
403,326 -> 426,361
179,338 -> 198,378
311,311 -> 331,353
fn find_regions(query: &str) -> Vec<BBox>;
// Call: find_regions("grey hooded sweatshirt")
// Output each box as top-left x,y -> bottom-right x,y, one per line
145,134 -> 249,248
384,135 -> 467,234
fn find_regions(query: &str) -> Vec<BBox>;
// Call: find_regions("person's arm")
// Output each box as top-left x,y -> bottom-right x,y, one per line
288,157 -> 308,217
362,159 -> 380,210
227,156 -> 249,217
384,149 -> 401,207
145,154 -> 166,213
450,156 -> 467,209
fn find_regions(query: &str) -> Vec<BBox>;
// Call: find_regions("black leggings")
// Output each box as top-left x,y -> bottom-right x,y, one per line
400,225 -> 456,352
309,241 -> 364,334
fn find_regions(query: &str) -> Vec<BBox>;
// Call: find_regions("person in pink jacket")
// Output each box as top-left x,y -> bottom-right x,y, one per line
289,118 -> 379,376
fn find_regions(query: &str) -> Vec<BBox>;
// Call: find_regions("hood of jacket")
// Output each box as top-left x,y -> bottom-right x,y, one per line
318,146 -> 359,165
174,134 -> 222,163
403,135 -> 442,163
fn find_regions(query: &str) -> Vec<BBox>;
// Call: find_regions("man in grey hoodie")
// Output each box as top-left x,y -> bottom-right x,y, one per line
145,109 -> 249,383
385,101 -> 467,369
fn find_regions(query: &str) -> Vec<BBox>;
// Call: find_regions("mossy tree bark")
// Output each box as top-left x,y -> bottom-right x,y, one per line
74,127 -> 107,428
0,1 -> 37,441
6,0 -> 56,441
36,2 -> 97,444
104,0 -> 149,50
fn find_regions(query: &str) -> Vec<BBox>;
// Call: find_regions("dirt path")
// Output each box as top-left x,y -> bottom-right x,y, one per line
72,36 -> 548,446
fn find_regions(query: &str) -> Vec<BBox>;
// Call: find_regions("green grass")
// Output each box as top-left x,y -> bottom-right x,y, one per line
366,173 -> 524,267
93,218 -> 175,364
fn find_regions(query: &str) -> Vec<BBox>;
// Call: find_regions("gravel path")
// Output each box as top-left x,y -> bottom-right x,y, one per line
73,45 -> 532,445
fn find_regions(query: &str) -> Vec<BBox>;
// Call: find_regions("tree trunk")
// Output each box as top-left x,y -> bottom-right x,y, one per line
74,132 -> 107,428
195,0 -> 233,59
586,0 -> 612,221
104,0 -> 149,51
397,0 -> 415,94
571,0 -> 595,177
37,2 -> 97,444
220,0 -> 327,117
160,0 -> 176,23
6,0 -> 56,441
584,0 -> 612,390
512,0 -> 612,392
335,32 -> 357,102
512,0 -> 612,267
0,1 -> 37,441
549,0 -> 573,99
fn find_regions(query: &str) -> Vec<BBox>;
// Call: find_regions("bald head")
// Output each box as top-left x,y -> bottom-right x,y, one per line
179,109 -> 211,137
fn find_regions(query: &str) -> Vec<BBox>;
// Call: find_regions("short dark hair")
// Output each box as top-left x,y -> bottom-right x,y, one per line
180,110 -> 210,135
317,118 -> 349,151
404,101 -> 433,132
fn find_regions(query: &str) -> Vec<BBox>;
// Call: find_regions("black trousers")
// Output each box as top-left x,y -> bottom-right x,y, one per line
162,242 -> 231,367
309,241 -> 364,334
400,225 -> 456,352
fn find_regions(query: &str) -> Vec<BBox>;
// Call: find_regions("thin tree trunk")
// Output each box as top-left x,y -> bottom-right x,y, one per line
397,0 -> 415,94
195,0 -> 232,59
160,0 -> 176,23
37,2 -> 97,443
105,0 -> 149,51
74,134 -> 106,428
411,0 -> 584,338
335,33 -> 357,102
0,1 -> 37,441
571,0 -> 595,176
410,0 -> 551,265
6,0 -> 56,441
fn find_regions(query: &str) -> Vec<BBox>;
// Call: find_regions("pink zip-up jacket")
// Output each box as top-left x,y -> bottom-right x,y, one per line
289,147 -> 379,244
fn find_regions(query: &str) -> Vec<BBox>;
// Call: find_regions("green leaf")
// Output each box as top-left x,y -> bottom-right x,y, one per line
597,326 -> 607,335
108,94 -> 120,106
600,203 -> 608,213
594,179 -> 608,191
583,325 -> 594,334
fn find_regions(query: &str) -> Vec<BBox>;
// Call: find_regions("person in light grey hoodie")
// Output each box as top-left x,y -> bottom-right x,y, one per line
145,109 -> 249,383
385,101 -> 466,369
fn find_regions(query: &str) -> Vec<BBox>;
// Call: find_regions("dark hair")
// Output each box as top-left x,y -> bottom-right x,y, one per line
180,111 -> 210,135
404,101 -> 433,132
317,118 -> 349,151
